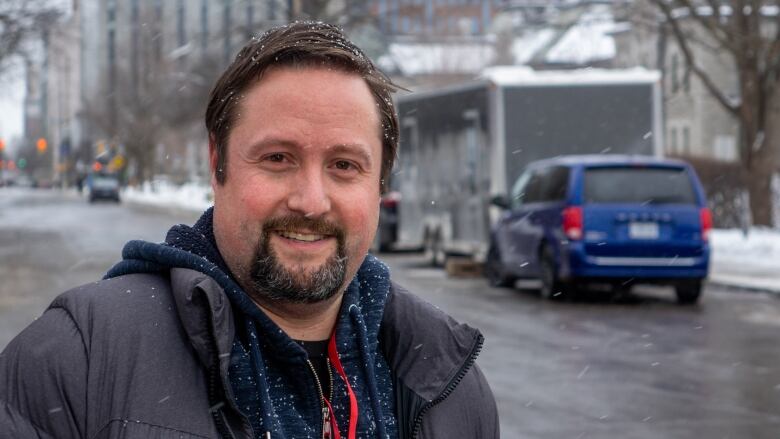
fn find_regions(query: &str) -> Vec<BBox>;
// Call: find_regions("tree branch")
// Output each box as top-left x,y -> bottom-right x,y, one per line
678,0 -> 738,53
651,0 -> 741,115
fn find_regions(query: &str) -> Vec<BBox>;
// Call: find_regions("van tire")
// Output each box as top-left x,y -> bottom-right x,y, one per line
540,246 -> 571,301
485,243 -> 515,288
675,280 -> 702,304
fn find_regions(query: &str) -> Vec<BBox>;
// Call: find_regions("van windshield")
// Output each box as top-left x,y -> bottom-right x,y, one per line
583,166 -> 697,205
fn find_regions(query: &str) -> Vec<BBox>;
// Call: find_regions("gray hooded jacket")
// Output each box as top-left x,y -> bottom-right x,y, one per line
0,267 -> 498,438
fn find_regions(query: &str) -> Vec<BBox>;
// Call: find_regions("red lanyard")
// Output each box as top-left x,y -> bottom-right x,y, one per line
326,333 -> 358,439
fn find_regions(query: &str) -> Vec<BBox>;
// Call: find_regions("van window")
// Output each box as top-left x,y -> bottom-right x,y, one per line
583,166 -> 697,204
511,165 -> 569,207
510,170 -> 531,208
521,170 -> 544,204
539,166 -> 569,202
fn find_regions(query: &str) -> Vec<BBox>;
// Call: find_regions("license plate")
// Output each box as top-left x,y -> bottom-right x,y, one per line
629,222 -> 659,239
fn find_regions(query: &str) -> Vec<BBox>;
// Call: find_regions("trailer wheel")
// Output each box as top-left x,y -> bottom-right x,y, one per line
424,230 -> 446,267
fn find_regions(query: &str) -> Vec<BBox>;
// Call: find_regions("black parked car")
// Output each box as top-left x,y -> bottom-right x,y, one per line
88,173 -> 121,203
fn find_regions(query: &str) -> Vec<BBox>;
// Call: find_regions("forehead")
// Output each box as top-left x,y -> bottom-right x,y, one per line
244,65 -> 377,113
229,67 -> 382,149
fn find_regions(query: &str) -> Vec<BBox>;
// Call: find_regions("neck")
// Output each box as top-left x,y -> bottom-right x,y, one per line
251,294 -> 344,341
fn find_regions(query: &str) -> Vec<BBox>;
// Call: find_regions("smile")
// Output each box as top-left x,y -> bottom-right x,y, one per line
276,230 -> 330,242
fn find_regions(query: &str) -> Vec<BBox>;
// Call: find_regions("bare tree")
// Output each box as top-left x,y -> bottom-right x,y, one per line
0,0 -> 61,74
648,0 -> 780,226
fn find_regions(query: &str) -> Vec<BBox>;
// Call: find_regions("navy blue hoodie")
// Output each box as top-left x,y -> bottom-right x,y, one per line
107,208 -> 398,439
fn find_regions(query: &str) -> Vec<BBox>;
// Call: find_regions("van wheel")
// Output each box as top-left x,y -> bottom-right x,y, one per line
485,243 -> 515,288
539,246 -> 571,301
675,280 -> 702,304
424,230 -> 446,267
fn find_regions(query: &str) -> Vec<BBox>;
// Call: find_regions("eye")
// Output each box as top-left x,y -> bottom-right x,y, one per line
267,153 -> 286,163
334,160 -> 355,171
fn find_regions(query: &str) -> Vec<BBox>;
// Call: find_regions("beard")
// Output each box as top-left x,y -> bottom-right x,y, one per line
247,215 -> 347,304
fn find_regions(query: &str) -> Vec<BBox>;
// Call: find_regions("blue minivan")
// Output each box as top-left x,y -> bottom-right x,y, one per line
485,155 -> 711,304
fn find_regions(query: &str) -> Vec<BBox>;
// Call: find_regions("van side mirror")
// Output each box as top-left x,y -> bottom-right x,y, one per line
491,195 -> 510,210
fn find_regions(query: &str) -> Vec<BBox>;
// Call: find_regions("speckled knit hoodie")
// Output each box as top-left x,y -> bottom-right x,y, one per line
107,208 -> 399,439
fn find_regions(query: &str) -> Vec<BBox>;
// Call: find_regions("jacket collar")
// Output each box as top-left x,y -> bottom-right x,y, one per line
380,282 -> 484,402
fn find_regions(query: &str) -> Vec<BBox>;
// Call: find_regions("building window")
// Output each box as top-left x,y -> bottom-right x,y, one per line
670,127 -> 678,153
154,0 -> 163,62
177,0 -> 186,48
130,0 -> 139,86
201,0 -> 209,51
223,0 -> 232,64
714,135 -> 738,161
682,126 -> 690,155
246,1 -> 254,38
670,53 -> 679,93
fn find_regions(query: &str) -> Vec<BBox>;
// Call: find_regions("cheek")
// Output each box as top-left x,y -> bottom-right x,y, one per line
343,194 -> 380,241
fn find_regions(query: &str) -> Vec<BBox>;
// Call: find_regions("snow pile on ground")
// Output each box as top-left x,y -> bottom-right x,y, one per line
710,228 -> 780,274
122,180 -> 211,212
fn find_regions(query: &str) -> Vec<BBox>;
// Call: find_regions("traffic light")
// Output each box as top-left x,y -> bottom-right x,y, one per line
36,138 -> 47,154
0,138 -> 5,152
18,158 -> 27,169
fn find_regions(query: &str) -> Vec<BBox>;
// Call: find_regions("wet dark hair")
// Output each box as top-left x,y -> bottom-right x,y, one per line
205,21 -> 400,191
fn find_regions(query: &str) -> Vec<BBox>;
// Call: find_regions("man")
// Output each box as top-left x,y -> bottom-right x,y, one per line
0,22 -> 498,438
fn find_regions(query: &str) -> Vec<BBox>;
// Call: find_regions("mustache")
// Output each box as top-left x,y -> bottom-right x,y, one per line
262,215 -> 345,240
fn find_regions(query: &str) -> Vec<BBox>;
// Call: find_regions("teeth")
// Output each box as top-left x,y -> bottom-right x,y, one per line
278,231 -> 325,242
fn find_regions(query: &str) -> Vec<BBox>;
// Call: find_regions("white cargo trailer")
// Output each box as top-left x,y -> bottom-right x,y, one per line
393,67 -> 663,265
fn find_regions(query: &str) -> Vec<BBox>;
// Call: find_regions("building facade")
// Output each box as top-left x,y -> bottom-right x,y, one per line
612,3 -> 742,162
28,0 -> 286,185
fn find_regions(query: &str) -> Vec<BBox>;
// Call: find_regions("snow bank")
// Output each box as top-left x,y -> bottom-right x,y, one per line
122,181 -> 211,212
710,228 -> 780,274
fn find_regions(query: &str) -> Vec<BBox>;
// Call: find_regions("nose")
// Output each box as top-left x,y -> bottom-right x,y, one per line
286,167 -> 332,218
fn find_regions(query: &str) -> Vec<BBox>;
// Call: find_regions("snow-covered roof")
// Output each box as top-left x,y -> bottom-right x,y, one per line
481,66 -> 661,86
545,4 -> 618,65
378,39 -> 495,77
512,29 -> 556,64
378,3 -> 623,78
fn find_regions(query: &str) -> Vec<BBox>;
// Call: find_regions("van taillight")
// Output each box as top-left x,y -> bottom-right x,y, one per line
700,208 -> 712,241
562,206 -> 583,240
381,198 -> 398,209
381,191 -> 401,209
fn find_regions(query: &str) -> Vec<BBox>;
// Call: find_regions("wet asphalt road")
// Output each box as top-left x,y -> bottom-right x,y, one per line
1,187 -> 779,438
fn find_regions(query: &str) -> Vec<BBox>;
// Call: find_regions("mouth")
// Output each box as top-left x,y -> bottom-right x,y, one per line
275,230 -> 332,243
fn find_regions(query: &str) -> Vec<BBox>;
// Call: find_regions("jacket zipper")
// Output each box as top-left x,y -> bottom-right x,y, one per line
203,305 -> 244,438
307,358 -> 334,439
409,334 -> 484,439
208,363 -> 233,438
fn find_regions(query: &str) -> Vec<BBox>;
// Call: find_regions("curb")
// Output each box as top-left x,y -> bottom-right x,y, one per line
706,278 -> 780,296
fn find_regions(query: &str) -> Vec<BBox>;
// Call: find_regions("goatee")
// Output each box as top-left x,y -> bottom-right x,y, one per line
248,215 -> 347,304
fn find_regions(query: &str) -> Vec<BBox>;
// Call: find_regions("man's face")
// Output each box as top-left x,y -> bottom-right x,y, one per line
211,66 -> 382,304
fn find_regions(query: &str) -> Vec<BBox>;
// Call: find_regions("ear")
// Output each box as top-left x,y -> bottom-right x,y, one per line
208,134 -> 219,188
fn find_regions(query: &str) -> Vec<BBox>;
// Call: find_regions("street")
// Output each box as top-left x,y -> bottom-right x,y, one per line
1,188 -> 780,438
